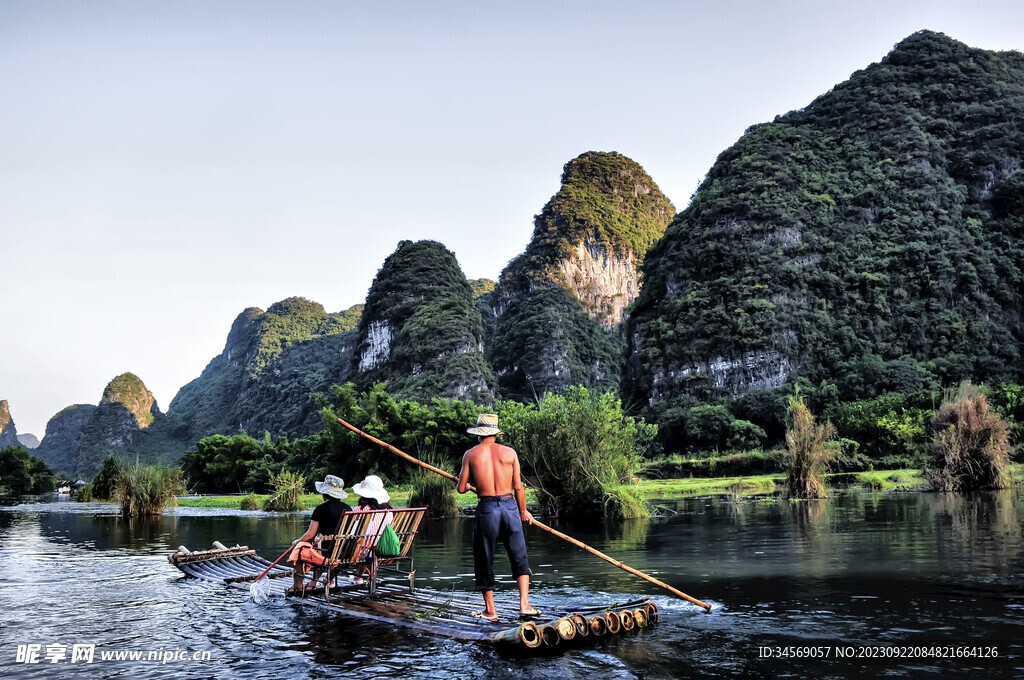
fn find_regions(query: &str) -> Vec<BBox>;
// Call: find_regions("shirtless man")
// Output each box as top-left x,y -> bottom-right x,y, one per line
457,413 -> 539,622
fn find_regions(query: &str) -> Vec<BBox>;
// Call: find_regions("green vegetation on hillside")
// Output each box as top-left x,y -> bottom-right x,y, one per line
167,298 -> 361,444
489,286 -> 624,402
357,240 -> 497,403
491,152 -> 674,402
627,31 -> 1024,432
501,152 -> 675,290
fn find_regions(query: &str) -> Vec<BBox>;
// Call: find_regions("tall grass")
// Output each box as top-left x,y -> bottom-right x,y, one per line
784,395 -> 838,499
262,470 -> 306,511
114,463 -> 184,517
408,472 -> 459,518
927,382 -> 1011,492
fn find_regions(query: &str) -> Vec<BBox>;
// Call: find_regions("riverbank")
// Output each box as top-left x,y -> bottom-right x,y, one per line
176,466 -> 1024,510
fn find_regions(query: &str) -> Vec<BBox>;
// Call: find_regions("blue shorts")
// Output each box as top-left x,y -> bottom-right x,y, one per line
473,495 -> 532,592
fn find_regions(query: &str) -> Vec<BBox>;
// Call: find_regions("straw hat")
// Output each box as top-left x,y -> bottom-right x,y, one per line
467,413 -> 506,437
314,474 -> 349,500
352,474 -> 390,504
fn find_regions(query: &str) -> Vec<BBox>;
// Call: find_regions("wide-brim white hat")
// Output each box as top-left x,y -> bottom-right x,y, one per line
314,474 -> 349,500
352,474 -> 390,504
467,413 -> 506,437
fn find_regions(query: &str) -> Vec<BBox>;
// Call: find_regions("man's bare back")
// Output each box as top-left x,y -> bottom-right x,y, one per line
458,437 -> 532,522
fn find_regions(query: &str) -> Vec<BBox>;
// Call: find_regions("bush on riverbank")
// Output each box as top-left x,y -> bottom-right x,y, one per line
240,493 -> 261,510
263,470 -> 306,511
926,382 -> 1012,492
408,472 -> 459,518
499,387 -> 656,519
785,395 -> 838,499
83,454 -> 123,501
115,463 -> 184,517
604,484 -> 649,520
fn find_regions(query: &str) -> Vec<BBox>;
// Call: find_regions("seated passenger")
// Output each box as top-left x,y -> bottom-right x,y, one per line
286,474 -> 352,594
349,474 -> 394,584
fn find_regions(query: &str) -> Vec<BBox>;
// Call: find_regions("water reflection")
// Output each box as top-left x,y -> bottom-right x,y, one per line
1,491 -> 1023,678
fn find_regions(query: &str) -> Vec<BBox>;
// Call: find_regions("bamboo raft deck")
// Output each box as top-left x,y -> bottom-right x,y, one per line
169,542 -> 660,650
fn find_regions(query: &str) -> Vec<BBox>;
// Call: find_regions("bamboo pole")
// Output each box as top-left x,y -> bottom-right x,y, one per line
335,417 -> 713,612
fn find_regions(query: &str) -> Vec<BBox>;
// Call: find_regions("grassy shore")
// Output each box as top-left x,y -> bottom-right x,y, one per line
175,464 -> 1023,509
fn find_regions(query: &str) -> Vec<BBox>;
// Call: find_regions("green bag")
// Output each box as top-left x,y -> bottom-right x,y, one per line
376,523 -> 401,557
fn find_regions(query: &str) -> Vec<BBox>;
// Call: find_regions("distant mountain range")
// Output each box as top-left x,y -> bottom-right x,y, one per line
13,31 -> 1022,478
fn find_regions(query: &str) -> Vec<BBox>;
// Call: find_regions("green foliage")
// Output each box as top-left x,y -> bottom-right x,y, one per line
498,387 -> 656,519
825,391 -> 935,466
181,433 -> 287,494
357,240 -> 497,403
0,446 -> 56,494
604,484 -> 650,520
491,152 -> 673,401
408,472 -> 459,518
628,31 -> 1024,417
240,493 -> 261,510
114,463 -> 184,517
489,286 -> 624,401
90,454 -> 123,500
262,470 -> 306,511
468,279 -> 496,299
785,395 -> 838,499
167,298 -> 361,443
639,450 -> 787,478
926,382 -> 1012,491
988,382 -> 1024,452
504,152 -> 674,287
313,382 -> 486,486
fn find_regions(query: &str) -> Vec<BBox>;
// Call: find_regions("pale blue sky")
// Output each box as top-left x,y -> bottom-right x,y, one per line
2,1 -> 1022,438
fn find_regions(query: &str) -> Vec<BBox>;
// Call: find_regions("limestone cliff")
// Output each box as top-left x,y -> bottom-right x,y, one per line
167,298 -> 360,443
0,400 -> 19,448
355,240 -> 497,403
489,151 -> 674,400
32,404 -> 97,477
626,31 -> 1024,416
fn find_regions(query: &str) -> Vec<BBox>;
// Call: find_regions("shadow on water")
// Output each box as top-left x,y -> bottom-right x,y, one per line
1,490 -> 1023,678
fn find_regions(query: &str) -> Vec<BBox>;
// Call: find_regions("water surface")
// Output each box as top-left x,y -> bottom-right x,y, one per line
1,490 -> 1022,678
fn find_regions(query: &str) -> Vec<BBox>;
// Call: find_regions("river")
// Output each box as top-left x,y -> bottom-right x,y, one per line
1,489 -> 1022,678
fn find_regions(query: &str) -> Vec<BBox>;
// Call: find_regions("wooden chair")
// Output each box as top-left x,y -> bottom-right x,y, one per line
301,507 -> 426,600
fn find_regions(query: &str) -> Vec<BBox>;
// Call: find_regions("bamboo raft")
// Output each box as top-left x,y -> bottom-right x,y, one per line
169,542 -> 660,650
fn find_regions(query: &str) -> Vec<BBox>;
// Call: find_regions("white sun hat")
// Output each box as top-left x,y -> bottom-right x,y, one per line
314,474 -> 349,500
352,474 -> 390,504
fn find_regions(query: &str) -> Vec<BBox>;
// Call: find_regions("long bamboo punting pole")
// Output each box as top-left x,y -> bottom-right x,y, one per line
335,417 -> 712,612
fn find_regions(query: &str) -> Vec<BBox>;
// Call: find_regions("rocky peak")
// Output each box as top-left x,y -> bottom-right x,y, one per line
102,373 -> 159,429
356,240 -> 497,402
0,400 -> 18,447
498,151 -> 674,328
